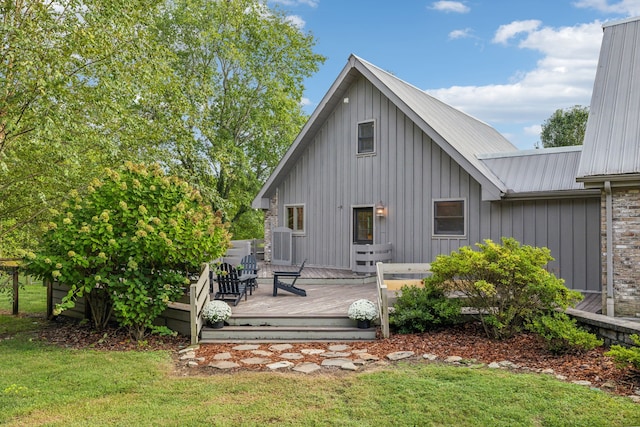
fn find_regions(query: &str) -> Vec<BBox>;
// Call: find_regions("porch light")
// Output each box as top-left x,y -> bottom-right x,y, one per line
375,201 -> 385,217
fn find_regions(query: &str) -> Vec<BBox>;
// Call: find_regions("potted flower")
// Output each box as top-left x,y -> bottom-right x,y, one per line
201,300 -> 232,329
347,299 -> 379,329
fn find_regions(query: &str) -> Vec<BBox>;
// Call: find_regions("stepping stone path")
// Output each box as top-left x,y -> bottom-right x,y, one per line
178,344 -> 635,401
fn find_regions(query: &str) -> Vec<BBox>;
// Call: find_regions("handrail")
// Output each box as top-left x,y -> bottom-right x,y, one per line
375,262 -> 390,338
375,262 -> 432,339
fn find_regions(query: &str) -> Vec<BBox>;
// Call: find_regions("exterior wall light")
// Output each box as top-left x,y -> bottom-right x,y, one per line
375,201 -> 385,217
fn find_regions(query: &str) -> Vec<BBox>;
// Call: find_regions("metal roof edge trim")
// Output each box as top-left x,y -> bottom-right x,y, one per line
603,16 -> 640,29
476,145 -> 582,160
501,189 -> 601,201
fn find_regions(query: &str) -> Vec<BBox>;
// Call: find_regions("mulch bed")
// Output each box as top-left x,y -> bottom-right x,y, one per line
27,316 -> 640,398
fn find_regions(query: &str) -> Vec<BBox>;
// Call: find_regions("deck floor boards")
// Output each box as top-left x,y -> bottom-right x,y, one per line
211,263 -> 603,316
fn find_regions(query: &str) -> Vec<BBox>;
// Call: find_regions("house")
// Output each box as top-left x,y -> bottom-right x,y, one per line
577,16 -> 640,317
252,54 -> 601,296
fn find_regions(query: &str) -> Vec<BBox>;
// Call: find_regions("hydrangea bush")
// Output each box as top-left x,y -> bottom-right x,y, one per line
201,300 -> 232,323
25,162 -> 230,339
348,299 -> 379,321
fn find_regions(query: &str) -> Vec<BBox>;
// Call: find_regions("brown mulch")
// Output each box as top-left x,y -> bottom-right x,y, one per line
25,316 -> 640,398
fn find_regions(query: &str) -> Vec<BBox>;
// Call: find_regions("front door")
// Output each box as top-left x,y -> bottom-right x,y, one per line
353,207 -> 374,245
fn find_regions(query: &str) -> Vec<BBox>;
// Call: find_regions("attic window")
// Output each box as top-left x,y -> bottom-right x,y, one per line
433,199 -> 466,237
357,121 -> 375,154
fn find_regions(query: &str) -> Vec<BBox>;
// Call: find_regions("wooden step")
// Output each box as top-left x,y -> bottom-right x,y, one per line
200,325 -> 376,342
199,314 -> 377,342
227,314 -> 356,328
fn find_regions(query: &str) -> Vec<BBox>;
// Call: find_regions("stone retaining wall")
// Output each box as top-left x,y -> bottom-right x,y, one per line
567,308 -> 640,346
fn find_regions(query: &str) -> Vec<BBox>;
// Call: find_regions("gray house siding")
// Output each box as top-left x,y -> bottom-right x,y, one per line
274,75 -> 600,292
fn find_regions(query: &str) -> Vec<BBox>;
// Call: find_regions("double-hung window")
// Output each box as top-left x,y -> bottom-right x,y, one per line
357,121 -> 375,154
285,204 -> 305,234
433,199 -> 466,237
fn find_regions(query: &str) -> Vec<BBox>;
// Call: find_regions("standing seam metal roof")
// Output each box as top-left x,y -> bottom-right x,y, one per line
577,16 -> 640,180
478,146 -> 586,194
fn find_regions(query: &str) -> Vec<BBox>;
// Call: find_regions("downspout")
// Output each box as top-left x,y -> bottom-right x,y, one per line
604,181 -> 615,317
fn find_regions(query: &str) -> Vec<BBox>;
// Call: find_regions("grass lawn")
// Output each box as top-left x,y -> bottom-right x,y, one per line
2,282 -> 640,426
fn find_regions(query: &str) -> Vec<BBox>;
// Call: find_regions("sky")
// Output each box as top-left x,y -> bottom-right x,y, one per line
267,0 -> 640,149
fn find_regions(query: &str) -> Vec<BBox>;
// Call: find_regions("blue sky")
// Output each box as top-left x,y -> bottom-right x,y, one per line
268,0 -> 640,149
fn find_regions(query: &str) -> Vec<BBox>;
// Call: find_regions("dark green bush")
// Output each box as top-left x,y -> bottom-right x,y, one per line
390,281 -> 462,334
606,334 -> 640,371
427,237 -> 583,340
526,312 -> 603,354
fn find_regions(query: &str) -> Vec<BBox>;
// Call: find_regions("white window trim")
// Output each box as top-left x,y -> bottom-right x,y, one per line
432,198 -> 467,238
356,119 -> 376,156
284,203 -> 306,235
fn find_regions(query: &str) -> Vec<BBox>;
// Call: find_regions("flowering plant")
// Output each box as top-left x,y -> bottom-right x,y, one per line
202,300 -> 232,323
347,299 -> 379,321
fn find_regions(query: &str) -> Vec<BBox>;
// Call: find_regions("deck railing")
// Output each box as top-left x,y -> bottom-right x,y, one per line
189,263 -> 210,345
353,243 -> 392,274
375,262 -> 432,338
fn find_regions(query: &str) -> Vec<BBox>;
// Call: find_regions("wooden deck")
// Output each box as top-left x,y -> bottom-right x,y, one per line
215,280 -> 379,316
223,262 -> 604,315
255,262 -> 368,280
575,292 -> 602,314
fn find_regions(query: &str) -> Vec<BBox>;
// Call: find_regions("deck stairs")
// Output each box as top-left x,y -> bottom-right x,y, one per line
199,314 -> 377,342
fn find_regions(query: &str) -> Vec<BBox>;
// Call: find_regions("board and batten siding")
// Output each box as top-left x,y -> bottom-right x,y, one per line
275,75 -> 600,292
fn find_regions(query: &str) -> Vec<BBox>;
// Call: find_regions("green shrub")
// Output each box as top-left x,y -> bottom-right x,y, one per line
605,334 -> 640,371
526,312 -> 602,354
25,162 -> 230,340
427,237 -> 583,340
390,281 -> 462,334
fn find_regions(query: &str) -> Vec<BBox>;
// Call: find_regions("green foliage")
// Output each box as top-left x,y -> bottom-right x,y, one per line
540,105 -> 589,148
154,0 -> 325,228
606,334 -> 640,371
24,163 -> 230,339
390,281 -> 462,333
527,312 -> 602,354
428,237 -> 583,340
0,0 -> 179,255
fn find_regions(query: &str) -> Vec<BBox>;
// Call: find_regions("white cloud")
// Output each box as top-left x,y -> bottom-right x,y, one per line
286,14 -> 306,28
493,20 -> 541,44
271,0 -> 319,7
431,1 -> 470,13
573,0 -> 640,15
449,28 -> 473,39
428,21 -> 604,148
524,124 -> 542,136
300,97 -> 311,108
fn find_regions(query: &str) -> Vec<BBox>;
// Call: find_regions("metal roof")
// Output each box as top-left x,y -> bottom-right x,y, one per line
479,146 -> 589,196
357,56 -> 518,198
577,16 -> 640,183
253,55 -> 517,208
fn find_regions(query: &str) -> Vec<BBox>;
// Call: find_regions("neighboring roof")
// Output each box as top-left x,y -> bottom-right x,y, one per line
577,16 -> 640,185
252,55 -> 518,209
478,146 -> 598,198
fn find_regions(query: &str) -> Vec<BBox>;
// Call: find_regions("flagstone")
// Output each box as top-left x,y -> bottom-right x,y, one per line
233,344 -> 261,351
293,363 -> 322,374
267,361 -> 295,370
208,361 -> 240,370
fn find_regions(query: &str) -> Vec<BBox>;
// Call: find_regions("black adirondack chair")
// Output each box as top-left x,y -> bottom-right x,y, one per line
240,254 -> 259,292
273,260 -> 307,297
211,262 -> 248,306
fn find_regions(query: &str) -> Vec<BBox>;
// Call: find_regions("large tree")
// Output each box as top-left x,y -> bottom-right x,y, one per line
154,0 -> 325,238
539,105 -> 589,148
0,0 -> 178,255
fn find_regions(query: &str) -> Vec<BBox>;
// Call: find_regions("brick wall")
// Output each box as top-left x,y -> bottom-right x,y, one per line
602,187 -> 640,317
